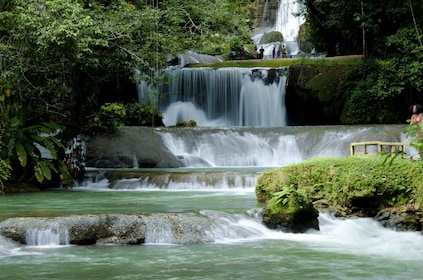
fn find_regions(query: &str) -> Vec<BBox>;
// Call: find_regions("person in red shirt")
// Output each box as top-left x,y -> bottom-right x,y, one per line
410,103 -> 423,124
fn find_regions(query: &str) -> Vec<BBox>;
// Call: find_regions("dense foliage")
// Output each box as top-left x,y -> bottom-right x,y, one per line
0,0 -> 251,189
1,0 -> 422,189
298,0 -> 423,123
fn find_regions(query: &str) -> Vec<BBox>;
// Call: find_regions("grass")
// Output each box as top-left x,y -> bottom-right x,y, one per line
188,55 -> 364,68
256,154 -> 423,216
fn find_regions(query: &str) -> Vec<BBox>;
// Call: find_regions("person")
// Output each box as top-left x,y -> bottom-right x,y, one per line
408,103 -> 423,157
410,103 -> 423,124
240,46 -> 245,60
259,46 -> 264,59
281,45 -> 286,58
272,46 -> 275,58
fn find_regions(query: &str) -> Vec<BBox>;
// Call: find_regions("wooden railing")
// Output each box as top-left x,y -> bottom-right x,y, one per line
350,141 -> 409,156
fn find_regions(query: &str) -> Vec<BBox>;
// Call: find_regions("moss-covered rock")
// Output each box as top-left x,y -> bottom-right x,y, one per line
285,64 -> 355,125
261,187 -> 319,233
256,155 -> 423,231
259,31 -> 283,44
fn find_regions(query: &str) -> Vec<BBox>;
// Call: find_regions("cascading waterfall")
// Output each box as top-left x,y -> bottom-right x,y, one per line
26,227 -> 70,247
274,0 -> 305,55
137,1 -> 305,126
253,0 -> 305,57
139,68 -> 287,127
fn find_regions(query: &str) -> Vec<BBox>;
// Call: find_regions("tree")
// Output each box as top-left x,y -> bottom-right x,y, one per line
0,0 -> 252,189
299,0 -> 423,123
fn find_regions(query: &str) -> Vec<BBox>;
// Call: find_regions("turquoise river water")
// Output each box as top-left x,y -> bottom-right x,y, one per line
1,166 -> 423,280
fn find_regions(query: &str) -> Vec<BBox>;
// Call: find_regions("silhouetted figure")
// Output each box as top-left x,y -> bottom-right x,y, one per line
259,46 -> 264,59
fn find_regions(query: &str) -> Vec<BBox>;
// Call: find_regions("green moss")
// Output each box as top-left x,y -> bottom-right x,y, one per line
188,55 -> 363,68
256,155 -> 423,216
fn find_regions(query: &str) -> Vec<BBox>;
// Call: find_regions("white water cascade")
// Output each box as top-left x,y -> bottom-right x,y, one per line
253,0 -> 305,57
140,68 -> 287,127
26,227 -> 70,247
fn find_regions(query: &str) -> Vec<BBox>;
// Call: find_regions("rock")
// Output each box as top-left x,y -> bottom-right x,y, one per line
85,127 -> 184,168
375,206 -> 423,232
259,187 -> 319,233
0,214 -> 213,246
175,120 -> 197,127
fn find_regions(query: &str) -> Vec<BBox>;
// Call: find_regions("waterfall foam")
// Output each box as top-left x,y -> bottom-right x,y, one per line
26,227 -> 70,247
0,236 -> 19,258
275,0 -> 305,43
140,68 -> 287,127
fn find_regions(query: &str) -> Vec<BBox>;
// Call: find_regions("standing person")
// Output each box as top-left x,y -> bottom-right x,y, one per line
272,46 -> 275,58
408,103 -> 423,157
281,45 -> 286,58
410,103 -> 423,124
240,46 -> 245,60
259,46 -> 265,59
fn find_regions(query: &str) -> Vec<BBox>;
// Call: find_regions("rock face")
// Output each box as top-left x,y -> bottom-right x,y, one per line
0,214 -> 213,245
85,127 -> 183,168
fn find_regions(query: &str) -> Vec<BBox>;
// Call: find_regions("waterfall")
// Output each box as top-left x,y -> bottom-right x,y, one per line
26,227 -> 70,247
109,173 -> 258,190
275,0 -> 305,42
253,0 -> 305,57
139,67 -> 287,127
0,236 -> 19,258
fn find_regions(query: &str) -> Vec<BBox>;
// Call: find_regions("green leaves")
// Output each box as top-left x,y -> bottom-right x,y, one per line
15,143 -> 27,167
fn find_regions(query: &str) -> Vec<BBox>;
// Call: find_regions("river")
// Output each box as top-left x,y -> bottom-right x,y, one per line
1,125 -> 422,280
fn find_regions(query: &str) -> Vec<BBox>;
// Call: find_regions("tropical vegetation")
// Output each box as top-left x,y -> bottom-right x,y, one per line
0,0 -> 251,191
0,0 -> 422,191
256,154 -> 423,229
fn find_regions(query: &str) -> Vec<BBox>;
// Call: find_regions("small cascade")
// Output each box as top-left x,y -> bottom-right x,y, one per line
201,210 -> 271,243
108,172 -> 259,190
0,236 -> 19,258
26,227 -> 70,247
133,154 -> 139,169
144,216 -> 175,244
158,129 -> 302,167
